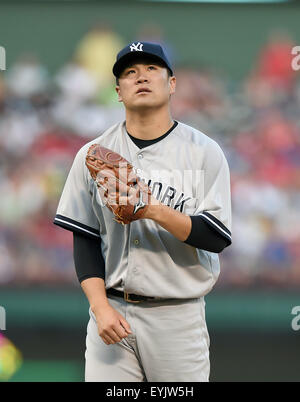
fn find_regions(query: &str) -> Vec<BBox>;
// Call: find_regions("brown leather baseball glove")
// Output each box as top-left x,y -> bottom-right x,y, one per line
85,144 -> 152,224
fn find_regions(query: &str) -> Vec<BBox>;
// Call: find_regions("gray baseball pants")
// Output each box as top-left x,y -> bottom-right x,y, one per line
85,294 -> 210,382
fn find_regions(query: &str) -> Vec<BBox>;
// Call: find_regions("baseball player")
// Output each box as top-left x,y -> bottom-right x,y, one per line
54,41 -> 232,382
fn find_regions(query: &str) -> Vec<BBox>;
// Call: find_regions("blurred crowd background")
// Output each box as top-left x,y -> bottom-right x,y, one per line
0,22 -> 300,290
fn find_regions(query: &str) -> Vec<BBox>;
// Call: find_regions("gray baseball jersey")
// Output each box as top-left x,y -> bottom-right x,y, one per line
54,120 -> 231,299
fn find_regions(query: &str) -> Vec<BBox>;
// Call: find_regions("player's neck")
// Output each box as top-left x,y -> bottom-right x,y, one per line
125,109 -> 174,140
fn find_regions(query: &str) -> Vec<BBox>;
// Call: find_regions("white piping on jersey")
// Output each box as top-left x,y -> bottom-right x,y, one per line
199,213 -> 231,241
54,218 -> 100,238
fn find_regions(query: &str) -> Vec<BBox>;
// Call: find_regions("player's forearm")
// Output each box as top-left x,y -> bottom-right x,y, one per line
81,277 -> 110,313
146,203 -> 192,241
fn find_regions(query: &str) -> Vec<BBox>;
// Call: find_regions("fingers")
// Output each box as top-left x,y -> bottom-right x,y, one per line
101,328 -> 123,344
93,303 -> 133,346
119,319 -> 132,335
101,334 -> 117,345
99,321 -> 132,346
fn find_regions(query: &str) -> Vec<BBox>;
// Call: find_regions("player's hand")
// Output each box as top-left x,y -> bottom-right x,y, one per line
92,303 -> 132,345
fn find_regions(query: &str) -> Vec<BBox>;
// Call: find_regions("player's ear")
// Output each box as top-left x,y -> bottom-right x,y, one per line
169,76 -> 176,95
115,86 -> 123,102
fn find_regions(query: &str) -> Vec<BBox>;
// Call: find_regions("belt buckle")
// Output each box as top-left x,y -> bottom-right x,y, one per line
124,292 -> 140,303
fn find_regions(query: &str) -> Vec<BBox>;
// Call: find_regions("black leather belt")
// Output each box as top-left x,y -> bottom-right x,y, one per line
107,288 -> 157,303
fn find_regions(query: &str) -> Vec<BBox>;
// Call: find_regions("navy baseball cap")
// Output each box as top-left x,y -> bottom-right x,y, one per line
113,41 -> 173,78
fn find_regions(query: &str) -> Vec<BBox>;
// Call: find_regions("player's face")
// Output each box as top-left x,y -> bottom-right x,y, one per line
116,63 -> 176,111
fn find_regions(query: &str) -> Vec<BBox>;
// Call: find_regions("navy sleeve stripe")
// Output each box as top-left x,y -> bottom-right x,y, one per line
198,212 -> 232,242
53,214 -> 100,238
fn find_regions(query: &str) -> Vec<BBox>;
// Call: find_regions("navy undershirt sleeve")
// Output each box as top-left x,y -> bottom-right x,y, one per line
73,232 -> 105,283
184,215 -> 230,253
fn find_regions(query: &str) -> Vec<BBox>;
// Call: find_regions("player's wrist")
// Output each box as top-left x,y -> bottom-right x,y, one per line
91,299 -> 111,315
144,199 -> 163,221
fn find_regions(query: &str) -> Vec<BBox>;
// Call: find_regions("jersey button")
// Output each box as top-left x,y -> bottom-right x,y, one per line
138,153 -> 143,160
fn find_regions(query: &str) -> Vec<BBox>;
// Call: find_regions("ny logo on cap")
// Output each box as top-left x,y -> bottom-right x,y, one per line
130,42 -> 143,52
